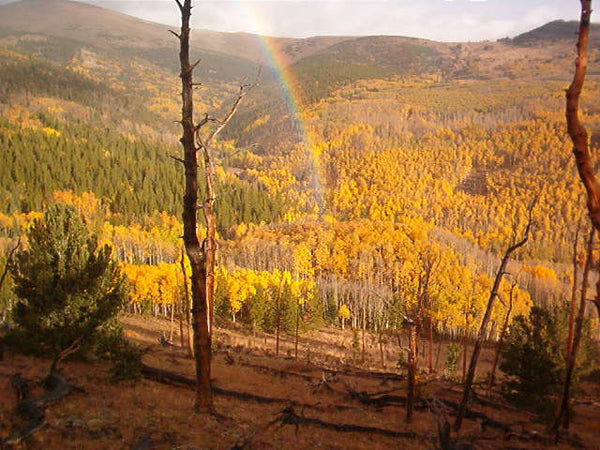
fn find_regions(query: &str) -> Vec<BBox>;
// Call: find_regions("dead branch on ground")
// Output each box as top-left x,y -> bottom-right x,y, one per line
272,405 -> 420,439
3,346 -> 79,446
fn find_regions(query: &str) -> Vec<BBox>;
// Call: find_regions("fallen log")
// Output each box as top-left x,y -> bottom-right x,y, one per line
323,367 -> 405,382
238,361 -> 317,382
342,383 -> 512,433
273,405 -> 420,439
141,364 -> 356,411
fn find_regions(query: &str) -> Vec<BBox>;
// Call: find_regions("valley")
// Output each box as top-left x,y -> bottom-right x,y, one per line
0,0 -> 599,447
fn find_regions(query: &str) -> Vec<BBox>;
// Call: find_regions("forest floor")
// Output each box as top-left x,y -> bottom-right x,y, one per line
1,314 -> 599,449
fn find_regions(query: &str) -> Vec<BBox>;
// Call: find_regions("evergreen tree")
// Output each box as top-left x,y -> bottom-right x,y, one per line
8,204 -> 126,355
500,306 -> 597,416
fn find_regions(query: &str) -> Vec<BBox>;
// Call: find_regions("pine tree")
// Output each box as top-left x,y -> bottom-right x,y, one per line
9,204 -> 126,355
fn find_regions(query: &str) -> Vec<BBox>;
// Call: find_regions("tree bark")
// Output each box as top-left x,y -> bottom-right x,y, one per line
295,297 -> 300,359
179,296 -> 185,349
454,205 -> 534,431
180,247 -> 194,357
566,228 -> 580,362
361,304 -> 366,363
428,318 -> 434,374
405,321 -> 417,424
462,309 -> 469,384
553,228 -> 594,431
176,0 -> 213,413
488,284 -> 515,390
567,1 -> 600,231
275,280 -> 283,357
378,325 -> 385,369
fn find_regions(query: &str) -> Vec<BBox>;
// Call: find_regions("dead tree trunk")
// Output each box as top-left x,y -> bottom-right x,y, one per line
564,0 -> 600,321
174,0 -> 251,411
567,1 -> 600,232
553,228 -> 594,431
454,203 -> 534,432
294,296 -> 300,359
169,299 -> 176,342
428,318 -> 434,374
180,247 -> 194,357
566,228 -> 581,359
179,296 -> 185,349
462,316 -> 469,384
406,320 -> 417,424
378,325 -> 386,369
174,0 -> 213,413
488,283 -> 515,390
361,304 -> 366,363
275,280 -> 284,357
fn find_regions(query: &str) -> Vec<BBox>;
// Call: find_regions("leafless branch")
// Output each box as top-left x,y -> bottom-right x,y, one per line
168,154 -> 186,165
195,113 -> 216,132
205,82 -> 256,147
190,59 -> 202,72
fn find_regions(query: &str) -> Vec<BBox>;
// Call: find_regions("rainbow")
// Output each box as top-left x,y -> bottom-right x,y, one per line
243,6 -> 327,216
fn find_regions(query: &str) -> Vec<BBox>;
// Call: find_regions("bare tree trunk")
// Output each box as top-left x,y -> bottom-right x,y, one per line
176,0 -> 213,413
566,1 -> 600,232
174,0 -> 251,410
462,318 -> 468,384
488,284 -> 515,390
179,295 -> 185,349
361,304 -> 366,363
180,248 -> 194,357
406,321 -> 417,424
378,326 -> 385,368
169,302 -> 176,342
567,228 -> 581,361
454,205 -> 534,432
275,280 -> 283,357
553,229 -> 594,431
428,318 -> 434,374
294,297 -> 300,359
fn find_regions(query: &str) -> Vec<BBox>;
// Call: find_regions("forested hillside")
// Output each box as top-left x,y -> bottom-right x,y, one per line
0,0 -> 597,319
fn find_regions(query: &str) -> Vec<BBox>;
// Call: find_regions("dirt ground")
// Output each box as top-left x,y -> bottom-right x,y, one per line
1,314 -> 599,449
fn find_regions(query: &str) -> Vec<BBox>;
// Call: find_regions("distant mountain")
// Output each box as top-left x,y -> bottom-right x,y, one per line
0,0 -> 339,66
0,0 -> 172,48
511,20 -> 600,46
0,0 -> 448,71
1,0 -> 590,86
0,0 -> 268,82
1,0 -> 591,113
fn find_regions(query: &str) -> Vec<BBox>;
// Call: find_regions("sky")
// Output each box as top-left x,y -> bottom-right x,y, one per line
2,0 -> 583,41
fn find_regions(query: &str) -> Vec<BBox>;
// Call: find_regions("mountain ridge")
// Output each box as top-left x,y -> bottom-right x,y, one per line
1,0 -> 590,70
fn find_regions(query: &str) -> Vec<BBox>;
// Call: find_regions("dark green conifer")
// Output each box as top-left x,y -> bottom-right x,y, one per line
9,204 -> 126,355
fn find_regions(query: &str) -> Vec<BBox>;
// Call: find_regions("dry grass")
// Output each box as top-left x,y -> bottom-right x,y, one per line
0,314 -> 598,449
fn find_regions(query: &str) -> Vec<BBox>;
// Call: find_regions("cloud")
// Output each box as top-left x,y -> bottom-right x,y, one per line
78,0 -> 579,41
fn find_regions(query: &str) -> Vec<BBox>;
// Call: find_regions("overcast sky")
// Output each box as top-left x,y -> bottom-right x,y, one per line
2,0 -> 583,41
